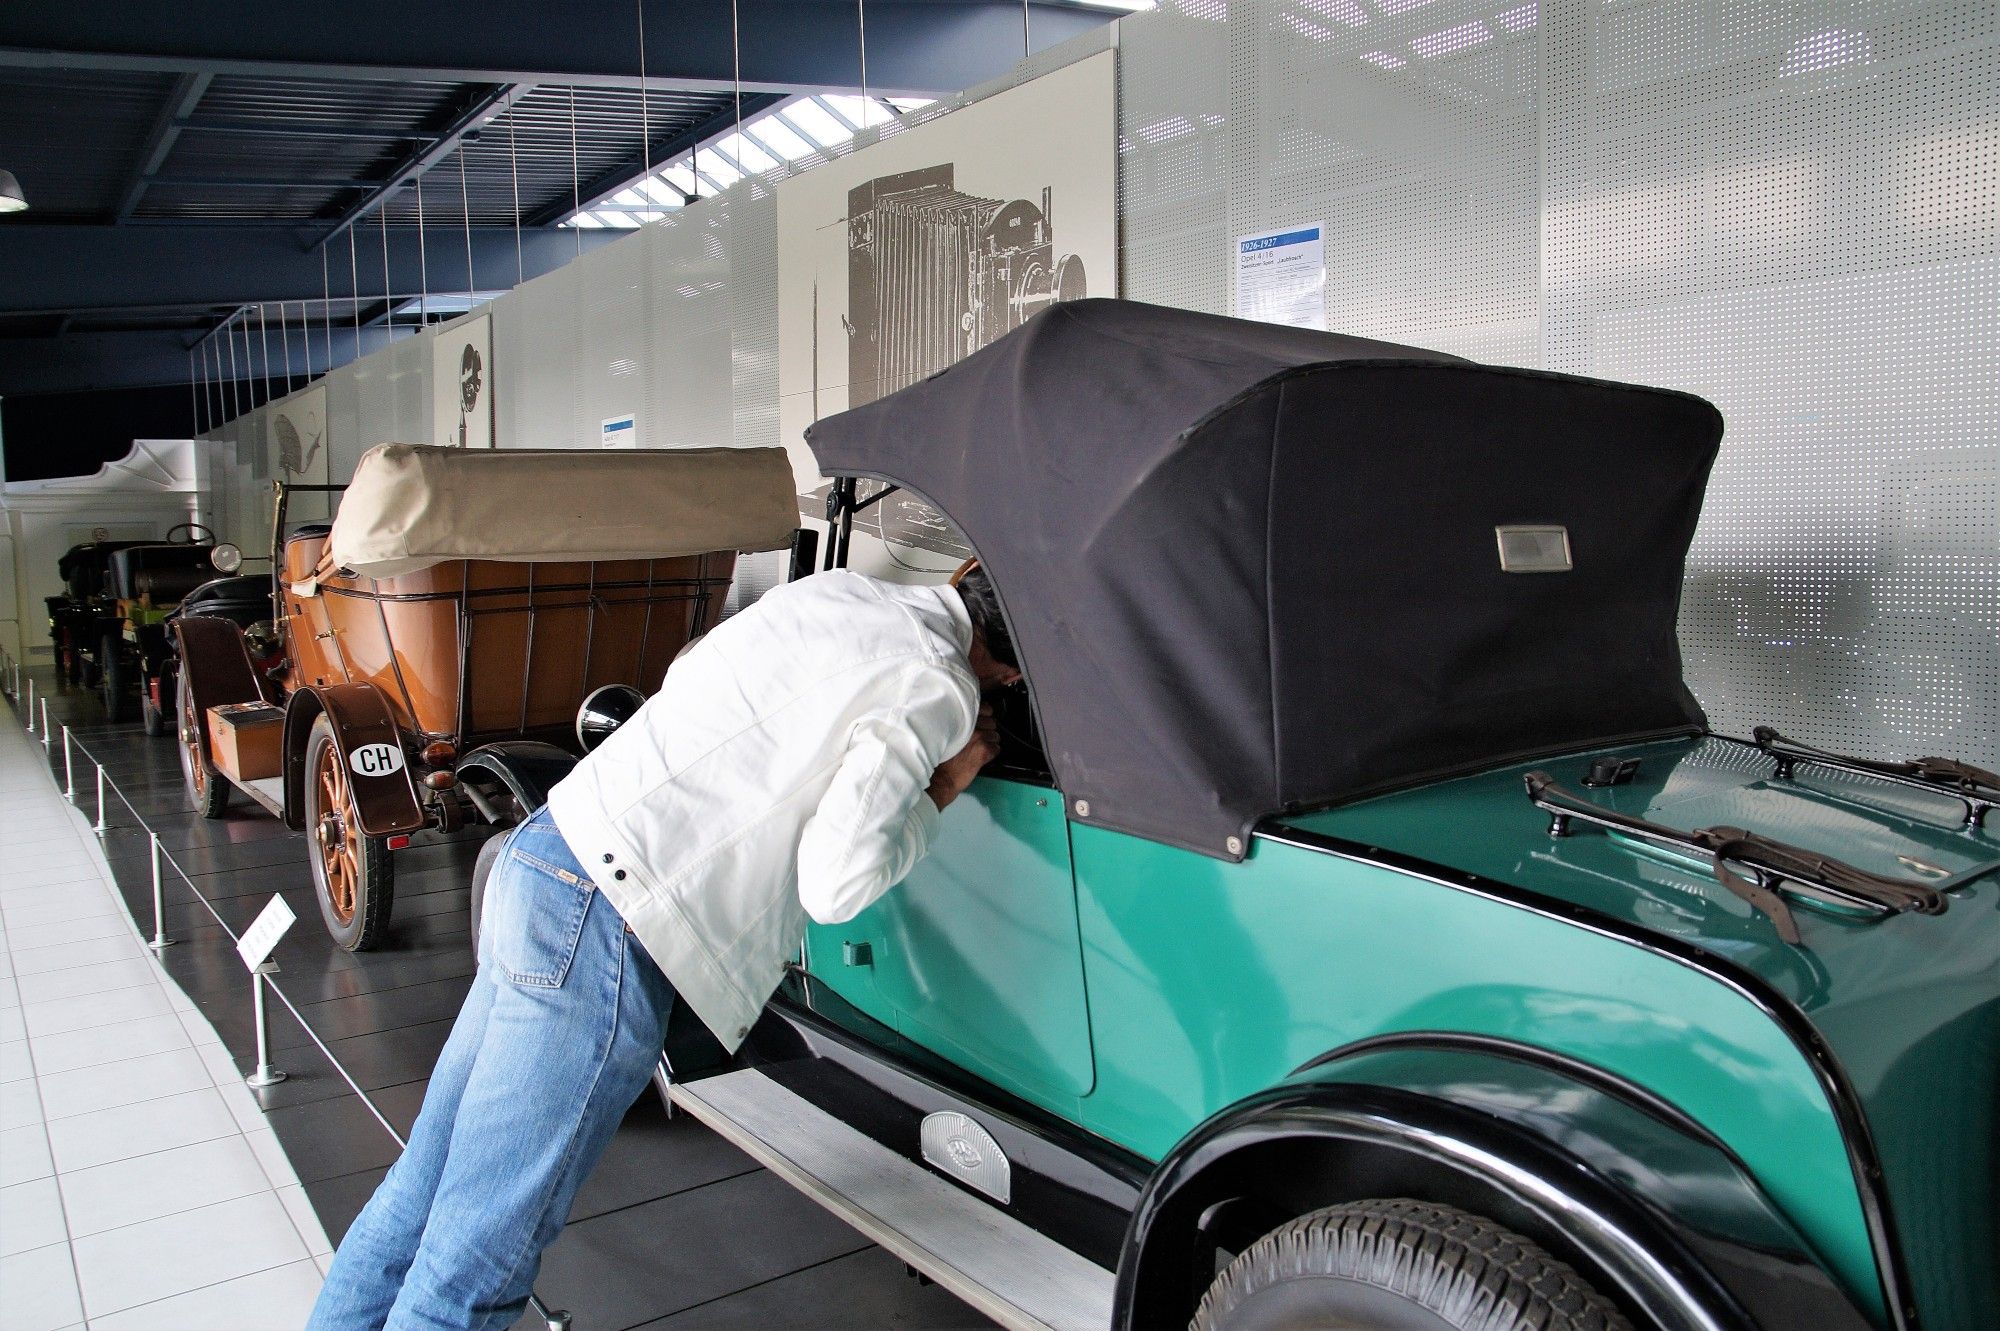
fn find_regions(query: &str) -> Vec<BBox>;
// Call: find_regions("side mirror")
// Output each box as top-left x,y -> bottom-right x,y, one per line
576,684 -> 645,753
210,543 -> 243,573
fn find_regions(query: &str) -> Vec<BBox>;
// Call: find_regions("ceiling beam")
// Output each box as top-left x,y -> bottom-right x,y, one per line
0,1 -> 1113,98
522,91 -> 785,227
114,71 -> 213,222
176,116 -> 423,142
0,223 -> 616,324
308,82 -> 531,250
149,175 -> 376,191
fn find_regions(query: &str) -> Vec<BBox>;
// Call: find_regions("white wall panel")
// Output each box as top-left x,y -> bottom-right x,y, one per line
191,4 -> 1995,766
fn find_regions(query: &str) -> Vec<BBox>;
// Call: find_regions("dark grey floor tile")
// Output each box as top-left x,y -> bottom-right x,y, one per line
525,1171 -> 873,1329
304,1166 -> 390,1245
566,1095 -> 760,1223
633,1248 -> 996,1330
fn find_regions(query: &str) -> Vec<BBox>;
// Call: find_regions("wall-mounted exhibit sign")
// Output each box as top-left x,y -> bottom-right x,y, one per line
777,50 -> 1118,564
601,414 -> 637,449
272,384 -> 330,485
1234,224 -> 1327,331
433,313 -> 493,448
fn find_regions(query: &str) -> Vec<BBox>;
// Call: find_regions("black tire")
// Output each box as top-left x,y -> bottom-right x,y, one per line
100,634 -> 132,723
468,829 -> 509,953
304,714 -> 396,951
1192,1200 -> 1632,1331
178,671 -> 231,819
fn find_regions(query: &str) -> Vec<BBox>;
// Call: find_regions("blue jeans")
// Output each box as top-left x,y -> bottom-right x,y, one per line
307,807 -> 677,1331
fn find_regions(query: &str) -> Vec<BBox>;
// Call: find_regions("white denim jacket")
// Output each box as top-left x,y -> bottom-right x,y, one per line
546,570 -> 979,1050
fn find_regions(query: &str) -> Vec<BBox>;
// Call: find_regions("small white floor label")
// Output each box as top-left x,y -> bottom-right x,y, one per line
237,895 -> 298,970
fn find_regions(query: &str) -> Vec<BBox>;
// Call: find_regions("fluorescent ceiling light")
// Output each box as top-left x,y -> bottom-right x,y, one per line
637,177 -> 684,207
750,116 -> 816,161
693,152 -> 741,188
783,99 -> 849,148
718,131 -> 778,174
822,95 -> 892,129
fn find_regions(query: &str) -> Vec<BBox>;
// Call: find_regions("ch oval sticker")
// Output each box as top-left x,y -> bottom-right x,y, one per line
347,743 -> 405,778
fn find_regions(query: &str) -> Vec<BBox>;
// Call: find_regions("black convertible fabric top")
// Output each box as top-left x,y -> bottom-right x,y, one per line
808,299 -> 1723,859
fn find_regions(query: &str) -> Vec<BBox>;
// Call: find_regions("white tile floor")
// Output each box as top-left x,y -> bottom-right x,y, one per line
0,709 -> 331,1330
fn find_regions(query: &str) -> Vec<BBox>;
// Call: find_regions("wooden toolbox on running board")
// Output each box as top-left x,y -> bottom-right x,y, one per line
207,702 -> 285,782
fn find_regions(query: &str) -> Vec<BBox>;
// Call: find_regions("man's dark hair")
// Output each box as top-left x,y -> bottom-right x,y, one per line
955,565 -> 1017,669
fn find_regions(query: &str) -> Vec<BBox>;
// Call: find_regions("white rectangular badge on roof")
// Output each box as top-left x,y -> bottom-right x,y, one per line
237,894 -> 297,971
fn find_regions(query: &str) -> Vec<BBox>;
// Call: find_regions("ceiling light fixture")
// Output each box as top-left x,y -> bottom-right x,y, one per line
0,169 -> 27,213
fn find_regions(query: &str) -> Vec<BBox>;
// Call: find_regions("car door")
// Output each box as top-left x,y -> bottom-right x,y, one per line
801,767 -> 1096,1114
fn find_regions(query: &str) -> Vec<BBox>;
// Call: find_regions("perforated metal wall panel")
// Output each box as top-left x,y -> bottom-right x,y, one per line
1119,0 -> 1997,765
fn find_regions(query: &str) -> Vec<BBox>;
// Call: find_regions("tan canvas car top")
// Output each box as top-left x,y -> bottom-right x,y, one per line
326,443 -> 799,579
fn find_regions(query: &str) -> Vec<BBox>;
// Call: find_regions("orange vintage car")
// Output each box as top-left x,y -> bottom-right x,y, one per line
174,443 -> 801,950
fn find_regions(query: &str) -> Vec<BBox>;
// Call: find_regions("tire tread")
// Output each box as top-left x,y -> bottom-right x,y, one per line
1192,1199 -> 1633,1331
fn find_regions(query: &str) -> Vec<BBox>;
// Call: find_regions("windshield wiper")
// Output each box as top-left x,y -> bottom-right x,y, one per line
1749,727 -> 1998,831
1523,772 -> 1949,945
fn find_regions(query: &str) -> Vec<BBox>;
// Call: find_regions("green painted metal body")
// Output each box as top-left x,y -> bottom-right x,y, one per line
804,734 -> 2000,1330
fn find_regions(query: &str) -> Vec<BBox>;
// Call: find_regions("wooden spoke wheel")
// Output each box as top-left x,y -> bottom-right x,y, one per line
178,671 -> 230,819
304,714 -> 395,951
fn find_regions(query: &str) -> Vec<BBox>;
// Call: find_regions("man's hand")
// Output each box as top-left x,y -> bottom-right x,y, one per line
926,705 -> 999,811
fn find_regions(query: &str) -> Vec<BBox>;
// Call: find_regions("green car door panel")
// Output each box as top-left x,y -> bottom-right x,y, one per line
1116,1040 -> 1879,1331
802,775 -> 1096,1105
1068,817 -> 1893,1322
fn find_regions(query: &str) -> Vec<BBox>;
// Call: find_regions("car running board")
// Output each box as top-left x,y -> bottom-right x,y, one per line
668,1069 -> 1115,1331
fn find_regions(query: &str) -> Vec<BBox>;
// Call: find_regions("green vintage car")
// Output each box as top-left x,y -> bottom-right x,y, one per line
578,301 -> 1999,1331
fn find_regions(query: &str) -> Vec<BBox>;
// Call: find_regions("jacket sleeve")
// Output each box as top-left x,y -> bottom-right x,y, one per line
796,661 -> 978,926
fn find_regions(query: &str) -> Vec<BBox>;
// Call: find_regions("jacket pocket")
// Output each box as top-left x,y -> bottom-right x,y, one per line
491,840 -> 596,988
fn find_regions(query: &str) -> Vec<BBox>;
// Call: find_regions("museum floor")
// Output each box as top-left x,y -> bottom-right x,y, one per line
1,668 -> 992,1330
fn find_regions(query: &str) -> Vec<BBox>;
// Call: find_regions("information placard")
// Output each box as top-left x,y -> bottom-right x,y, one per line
1233,224 -> 1327,331
236,895 -> 298,971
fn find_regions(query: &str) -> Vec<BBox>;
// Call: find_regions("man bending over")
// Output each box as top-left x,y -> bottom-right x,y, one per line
308,565 -> 1021,1330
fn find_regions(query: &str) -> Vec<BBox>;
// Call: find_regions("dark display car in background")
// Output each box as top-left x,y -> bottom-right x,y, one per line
50,525 -> 225,731
46,537 -> 148,689
483,300 -> 1998,1331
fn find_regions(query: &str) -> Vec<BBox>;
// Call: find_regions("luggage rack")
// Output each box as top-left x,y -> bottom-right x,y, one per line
1524,771 -> 1958,945
1748,726 -> 1999,831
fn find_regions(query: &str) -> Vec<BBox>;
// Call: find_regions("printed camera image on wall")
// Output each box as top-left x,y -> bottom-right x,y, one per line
775,52 -> 1117,573
845,165 -> 1088,407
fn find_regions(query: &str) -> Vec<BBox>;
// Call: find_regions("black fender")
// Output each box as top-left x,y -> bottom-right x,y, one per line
455,741 -> 578,820
282,683 -> 424,836
1115,1035 -> 1878,1331
171,616 -> 266,767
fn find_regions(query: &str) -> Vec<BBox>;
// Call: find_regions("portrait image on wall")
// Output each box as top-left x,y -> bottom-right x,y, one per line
433,313 -> 494,448
776,51 -> 1117,562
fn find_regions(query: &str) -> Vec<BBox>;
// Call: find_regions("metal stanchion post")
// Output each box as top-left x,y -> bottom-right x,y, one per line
40,697 -> 52,751
63,726 -> 76,802
94,763 -> 109,834
246,964 -> 288,1087
147,832 -> 176,952
25,676 -> 36,733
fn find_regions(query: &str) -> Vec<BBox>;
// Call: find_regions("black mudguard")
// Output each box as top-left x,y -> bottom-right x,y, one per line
1117,1035 -> 1881,1331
